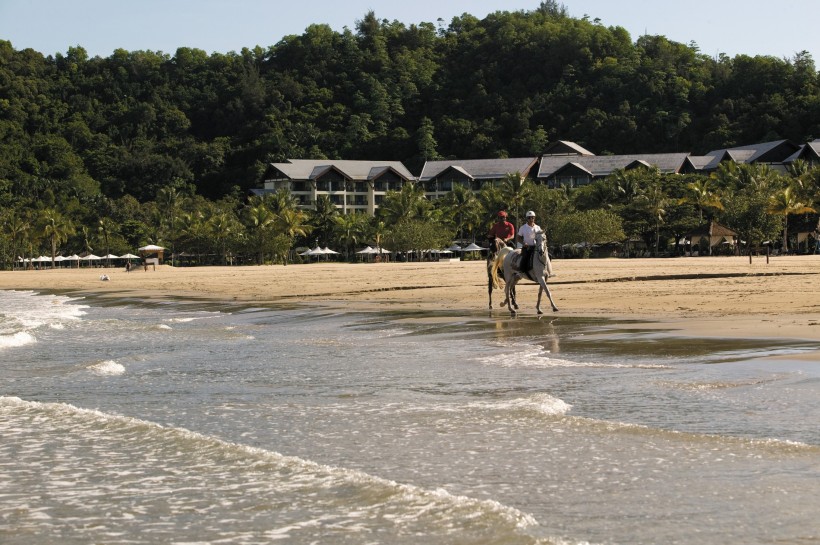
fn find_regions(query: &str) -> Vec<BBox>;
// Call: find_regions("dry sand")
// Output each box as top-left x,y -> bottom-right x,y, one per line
2,255 -> 820,343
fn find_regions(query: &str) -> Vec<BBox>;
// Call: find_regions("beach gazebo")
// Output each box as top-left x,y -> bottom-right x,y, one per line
138,245 -> 166,265
686,222 -> 738,256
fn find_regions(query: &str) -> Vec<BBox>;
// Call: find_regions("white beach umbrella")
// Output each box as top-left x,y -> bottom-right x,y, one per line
461,243 -> 485,252
356,246 -> 374,254
446,244 -> 462,252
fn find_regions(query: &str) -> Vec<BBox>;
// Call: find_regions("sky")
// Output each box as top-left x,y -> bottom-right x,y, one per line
1,0 -> 817,62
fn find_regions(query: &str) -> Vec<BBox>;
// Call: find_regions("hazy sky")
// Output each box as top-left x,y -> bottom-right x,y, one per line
1,0 -> 817,61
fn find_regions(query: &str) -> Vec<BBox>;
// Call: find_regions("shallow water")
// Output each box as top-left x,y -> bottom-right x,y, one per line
1,290 -> 818,544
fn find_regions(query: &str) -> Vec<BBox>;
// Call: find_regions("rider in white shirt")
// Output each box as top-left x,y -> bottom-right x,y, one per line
516,210 -> 542,274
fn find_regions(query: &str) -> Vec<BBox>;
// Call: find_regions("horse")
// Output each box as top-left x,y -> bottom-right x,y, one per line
493,230 -> 558,315
487,237 -> 516,310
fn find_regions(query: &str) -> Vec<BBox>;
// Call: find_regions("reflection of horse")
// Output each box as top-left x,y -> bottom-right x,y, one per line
487,238 -> 516,310
492,231 -> 558,315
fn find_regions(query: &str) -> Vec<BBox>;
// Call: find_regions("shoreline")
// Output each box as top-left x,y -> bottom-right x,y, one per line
2,255 -> 820,343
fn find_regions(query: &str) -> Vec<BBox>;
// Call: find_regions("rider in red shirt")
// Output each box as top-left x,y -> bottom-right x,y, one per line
488,211 -> 515,247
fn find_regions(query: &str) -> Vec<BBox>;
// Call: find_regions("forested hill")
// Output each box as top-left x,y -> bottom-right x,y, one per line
1,4 -> 819,202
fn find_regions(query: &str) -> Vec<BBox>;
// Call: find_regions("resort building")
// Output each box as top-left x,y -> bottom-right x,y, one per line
254,159 -> 415,215
254,139 -> 819,215
537,139 -> 808,188
418,157 -> 539,200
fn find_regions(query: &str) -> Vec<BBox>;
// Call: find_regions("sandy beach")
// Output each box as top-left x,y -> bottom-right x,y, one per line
2,255 -> 820,342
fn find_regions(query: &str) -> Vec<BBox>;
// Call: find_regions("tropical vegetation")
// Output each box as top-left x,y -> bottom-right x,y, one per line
2,2 -> 820,267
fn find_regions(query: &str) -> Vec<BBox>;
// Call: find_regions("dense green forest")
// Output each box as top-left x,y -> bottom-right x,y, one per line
1,2 -> 819,267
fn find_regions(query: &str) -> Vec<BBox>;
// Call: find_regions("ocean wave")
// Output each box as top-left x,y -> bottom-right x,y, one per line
466,393 -> 572,417
0,290 -> 88,331
0,331 -> 37,349
87,360 -> 126,376
0,396 -> 555,543
564,414 -> 818,453
477,346 -> 671,370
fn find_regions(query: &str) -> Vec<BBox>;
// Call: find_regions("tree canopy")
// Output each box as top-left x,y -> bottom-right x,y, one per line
1,5 -> 820,266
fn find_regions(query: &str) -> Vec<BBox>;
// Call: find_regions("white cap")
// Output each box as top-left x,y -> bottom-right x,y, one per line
525,210 -> 536,218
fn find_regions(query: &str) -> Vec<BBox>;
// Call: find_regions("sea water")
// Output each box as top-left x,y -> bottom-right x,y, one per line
1,289 -> 818,545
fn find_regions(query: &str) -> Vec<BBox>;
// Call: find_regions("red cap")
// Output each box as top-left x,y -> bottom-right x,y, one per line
497,211 -> 507,218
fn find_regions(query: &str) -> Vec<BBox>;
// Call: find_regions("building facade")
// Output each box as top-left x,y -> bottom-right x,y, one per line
254,159 -> 415,215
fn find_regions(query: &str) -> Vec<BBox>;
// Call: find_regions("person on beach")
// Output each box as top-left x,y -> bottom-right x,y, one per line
517,210 -> 542,275
488,210 -> 515,247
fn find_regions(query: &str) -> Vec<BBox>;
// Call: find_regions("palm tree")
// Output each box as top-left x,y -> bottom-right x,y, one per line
207,211 -> 241,265
378,184 -> 427,225
98,217 -> 118,267
611,170 -> 642,205
244,204 -> 276,264
639,183 -> 668,256
371,219 -> 387,253
310,195 -> 339,247
440,184 -> 480,242
40,208 -> 75,267
500,172 -> 531,231
157,186 -> 182,266
4,213 -> 31,270
767,185 -> 816,253
275,208 -> 312,264
680,178 -> 724,222
333,212 -> 370,259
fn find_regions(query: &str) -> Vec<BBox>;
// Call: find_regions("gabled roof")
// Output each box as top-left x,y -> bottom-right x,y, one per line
267,159 -> 414,181
683,155 -> 716,171
687,221 -> 738,237
703,140 -> 800,170
542,140 -> 595,156
551,162 -> 594,177
430,165 -> 474,180
785,139 -> 820,163
419,157 -> 538,181
538,153 -> 689,178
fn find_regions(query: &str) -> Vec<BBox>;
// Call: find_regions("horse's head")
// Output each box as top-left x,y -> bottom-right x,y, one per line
534,231 -> 548,260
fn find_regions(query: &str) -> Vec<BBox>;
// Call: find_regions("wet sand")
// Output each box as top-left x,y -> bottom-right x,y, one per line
2,255 -> 820,342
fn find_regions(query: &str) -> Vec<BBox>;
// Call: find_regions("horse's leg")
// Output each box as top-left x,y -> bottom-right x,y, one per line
505,276 -> 519,316
537,276 -> 559,312
488,272 -> 494,309
511,283 -> 518,310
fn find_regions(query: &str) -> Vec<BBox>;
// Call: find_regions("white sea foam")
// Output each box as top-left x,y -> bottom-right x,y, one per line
478,343 -> 671,370
0,331 -> 36,349
88,360 -> 125,376
0,290 -> 87,331
467,392 -> 572,417
0,396 -> 542,535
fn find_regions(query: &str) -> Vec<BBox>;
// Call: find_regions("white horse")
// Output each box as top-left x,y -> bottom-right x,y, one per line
493,230 -> 558,315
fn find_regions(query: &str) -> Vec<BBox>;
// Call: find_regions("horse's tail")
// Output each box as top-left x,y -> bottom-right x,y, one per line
491,247 -> 511,288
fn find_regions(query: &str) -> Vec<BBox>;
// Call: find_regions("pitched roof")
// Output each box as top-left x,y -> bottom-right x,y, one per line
537,153 -> 689,178
687,221 -> 738,237
683,155 -> 716,170
419,157 -> 538,181
785,139 -> 820,163
268,159 -> 414,181
542,140 -> 595,156
703,140 -> 800,169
